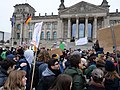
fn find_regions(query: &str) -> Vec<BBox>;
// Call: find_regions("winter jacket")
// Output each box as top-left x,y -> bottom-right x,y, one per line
36,67 -> 56,90
87,81 -> 105,90
104,77 -> 120,90
64,67 -> 86,90
0,67 -> 8,87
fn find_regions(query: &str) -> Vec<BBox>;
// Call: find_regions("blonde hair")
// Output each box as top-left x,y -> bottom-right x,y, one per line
4,70 -> 26,90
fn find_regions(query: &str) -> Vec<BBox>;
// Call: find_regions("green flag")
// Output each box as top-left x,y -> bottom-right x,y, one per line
59,43 -> 64,50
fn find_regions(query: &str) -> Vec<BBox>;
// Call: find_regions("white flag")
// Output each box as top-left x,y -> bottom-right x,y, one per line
31,22 -> 43,48
75,37 -> 88,46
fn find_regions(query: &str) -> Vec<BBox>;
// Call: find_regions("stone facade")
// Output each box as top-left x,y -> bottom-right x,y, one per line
10,0 -> 120,46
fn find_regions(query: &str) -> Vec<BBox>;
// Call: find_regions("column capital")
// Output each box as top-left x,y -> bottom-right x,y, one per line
85,14 -> 89,19
94,16 -> 98,19
75,15 -> 79,18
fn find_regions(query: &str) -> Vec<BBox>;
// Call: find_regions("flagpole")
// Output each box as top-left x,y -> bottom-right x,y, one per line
110,24 -> 120,74
20,19 -> 22,46
30,47 -> 37,90
11,24 -> 14,47
11,15 -> 15,47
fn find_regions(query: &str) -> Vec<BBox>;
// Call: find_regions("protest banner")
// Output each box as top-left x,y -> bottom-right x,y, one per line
75,37 -> 88,46
48,48 -> 63,58
97,24 -> 120,49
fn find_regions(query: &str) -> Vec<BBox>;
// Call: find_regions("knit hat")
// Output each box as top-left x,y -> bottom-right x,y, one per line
52,54 -> 59,60
6,54 -> 15,60
105,60 -> 115,72
92,68 -> 104,79
71,51 -> 81,56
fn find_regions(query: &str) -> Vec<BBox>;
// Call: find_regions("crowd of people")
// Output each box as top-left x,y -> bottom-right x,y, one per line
0,44 -> 120,90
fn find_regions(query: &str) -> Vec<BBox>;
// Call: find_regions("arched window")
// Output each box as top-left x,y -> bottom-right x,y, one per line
17,24 -> 21,30
47,31 -> 50,40
41,31 -> 44,40
29,32 -> 32,40
53,31 -> 57,40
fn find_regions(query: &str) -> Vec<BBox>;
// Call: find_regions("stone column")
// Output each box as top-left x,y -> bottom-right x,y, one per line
57,18 -> 63,40
61,20 -> 64,39
68,18 -> 71,39
104,16 -> 110,28
44,23 -> 47,40
20,19 -> 23,45
85,17 -> 88,38
93,16 -> 97,42
76,18 -> 79,39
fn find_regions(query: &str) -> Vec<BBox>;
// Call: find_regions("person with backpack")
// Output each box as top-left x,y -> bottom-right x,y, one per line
64,53 -> 86,90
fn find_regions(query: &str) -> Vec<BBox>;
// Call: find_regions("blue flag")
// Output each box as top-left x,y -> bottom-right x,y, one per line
11,16 -> 14,27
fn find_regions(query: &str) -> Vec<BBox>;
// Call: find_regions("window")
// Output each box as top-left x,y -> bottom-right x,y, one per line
52,23 -> 57,30
79,23 -> 85,38
41,31 -> 44,40
17,24 -> 21,30
53,31 -> 57,40
47,31 -> 50,40
29,32 -> 32,40
17,33 -> 20,39
46,23 -> 51,30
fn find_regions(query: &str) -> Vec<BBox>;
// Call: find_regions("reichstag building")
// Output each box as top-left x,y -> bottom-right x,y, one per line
11,0 -> 120,46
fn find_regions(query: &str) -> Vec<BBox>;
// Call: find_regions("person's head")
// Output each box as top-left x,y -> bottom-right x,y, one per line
13,54 -> 21,61
52,54 -> 59,60
91,68 -> 104,83
37,50 -> 50,63
4,70 -> 27,90
89,56 -> 96,62
49,74 -> 72,90
0,59 -> 16,73
69,54 -> 81,68
48,58 -> 60,71
105,60 -> 116,72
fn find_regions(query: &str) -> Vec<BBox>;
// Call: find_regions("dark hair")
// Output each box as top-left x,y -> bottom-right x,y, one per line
69,54 -> 81,68
48,58 -> 58,70
89,56 -> 96,62
49,74 -> 72,90
0,59 -> 16,70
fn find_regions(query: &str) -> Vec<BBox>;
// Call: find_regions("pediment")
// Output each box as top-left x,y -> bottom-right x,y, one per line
60,1 -> 107,14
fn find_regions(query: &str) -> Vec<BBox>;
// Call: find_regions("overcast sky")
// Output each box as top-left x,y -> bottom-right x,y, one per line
0,0 -> 120,33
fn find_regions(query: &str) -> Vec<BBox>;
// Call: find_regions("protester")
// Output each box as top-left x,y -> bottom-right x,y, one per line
32,50 -> 50,89
87,68 -> 105,90
49,74 -> 72,90
1,70 -> 27,90
0,59 -> 16,87
64,54 -> 86,90
36,58 -> 60,90
104,60 -> 120,90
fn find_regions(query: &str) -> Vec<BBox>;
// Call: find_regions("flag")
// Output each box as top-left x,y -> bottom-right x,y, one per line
11,16 -> 14,27
75,37 -> 88,46
25,16 -> 31,25
31,22 -> 43,48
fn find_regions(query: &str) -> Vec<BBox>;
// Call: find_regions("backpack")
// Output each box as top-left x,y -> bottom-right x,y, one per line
72,73 -> 87,90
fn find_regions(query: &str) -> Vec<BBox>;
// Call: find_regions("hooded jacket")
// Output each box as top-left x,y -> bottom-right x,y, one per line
37,67 -> 56,90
